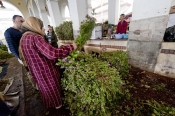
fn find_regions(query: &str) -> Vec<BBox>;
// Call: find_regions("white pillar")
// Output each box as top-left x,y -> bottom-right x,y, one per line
68,0 -> 88,39
40,10 -> 50,31
47,0 -> 62,27
32,8 -> 40,18
32,1 -> 40,18
108,0 -> 120,25
28,7 -> 33,16
37,0 -> 50,31
87,0 -> 92,17
27,0 -> 34,16
100,0 -> 103,22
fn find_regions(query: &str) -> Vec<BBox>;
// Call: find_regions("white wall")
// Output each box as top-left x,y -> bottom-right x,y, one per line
132,0 -> 172,20
108,0 -> 120,25
68,0 -> 87,30
172,0 -> 175,6
68,0 -> 80,30
167,14 -> 175,28
154,43 -> 175,78
77,0 -> 88,24
59,0 -> 70,21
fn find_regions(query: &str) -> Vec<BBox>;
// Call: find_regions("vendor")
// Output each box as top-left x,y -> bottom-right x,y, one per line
116,14 -> 128,34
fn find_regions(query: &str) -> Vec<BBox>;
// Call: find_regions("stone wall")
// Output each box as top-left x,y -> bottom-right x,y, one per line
153,0 -> 175,78
128,0 -> 175,77
154,43 -> 175,78
84,40 -> 128,54
128,15 -> 169,72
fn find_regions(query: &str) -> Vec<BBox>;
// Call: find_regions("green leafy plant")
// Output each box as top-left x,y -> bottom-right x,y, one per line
57,52 -> 124,116
154,83 -> 166,91
115,99 -> 175,116
0,45 -> 8,51
75,15 -> 96,50
56,15 -> 131,116
0,49 -> 14,60
55,21 -> 74,40
103,20 -> 108,24
61,15 -> 96,62
146,100 -> 175,116
116,99 -> 147,116
98,51 -> 130,79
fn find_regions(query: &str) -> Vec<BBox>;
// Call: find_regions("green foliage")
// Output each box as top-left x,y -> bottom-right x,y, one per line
147,100 -> 175,116
115,99 -> 147,116
0,49 -> 14,60
154,83 -> 166,91
55,21 -> 74,40
75,15 -> 96,50
62,15 -> 96,62
103,20 -> 108,24
98,51 -> 130,79
0,45 -> 8,51
57,50 -> 175,116
115,98 -> 175,116
57,52 -> 124,116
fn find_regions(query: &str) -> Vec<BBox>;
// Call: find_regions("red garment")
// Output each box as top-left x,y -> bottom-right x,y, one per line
116,20 -> 128,34
21,33 -> 74,108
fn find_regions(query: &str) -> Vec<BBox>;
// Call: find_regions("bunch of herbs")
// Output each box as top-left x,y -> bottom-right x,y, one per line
55,21 -> 74,40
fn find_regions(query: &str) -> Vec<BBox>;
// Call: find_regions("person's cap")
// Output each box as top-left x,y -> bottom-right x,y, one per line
12,15 -> 22,20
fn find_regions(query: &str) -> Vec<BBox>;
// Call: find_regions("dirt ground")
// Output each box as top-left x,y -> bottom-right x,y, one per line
115,67 -> 175,115
0,57 -> 25,116
128,67 -> 175,106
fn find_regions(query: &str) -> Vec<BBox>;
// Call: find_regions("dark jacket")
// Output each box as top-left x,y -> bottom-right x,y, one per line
45,31 -> 58,48
4,27 -> 22,58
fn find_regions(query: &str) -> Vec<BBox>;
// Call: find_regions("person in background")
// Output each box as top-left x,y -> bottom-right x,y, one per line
4,15 -> 24,59
20,16 -> 77,109
46,25 -> 58,48
116,14 -> 128,34
0,0 -> 5,8
4,15 -> 37,89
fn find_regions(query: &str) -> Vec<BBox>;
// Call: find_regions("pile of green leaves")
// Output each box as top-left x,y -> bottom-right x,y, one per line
103,20 -> 108,24
57,52 -> 124,116
115,99 -> 146,116
0,46 -> 13,60
147,100 -> 175,116
0,45 -> 8,51
115,96 -> 175,116
98,51 -> 130,79
56,15 -> 131,116
55,21 -> 74,40
75,15 -> 96,50
63,15 -> 96,61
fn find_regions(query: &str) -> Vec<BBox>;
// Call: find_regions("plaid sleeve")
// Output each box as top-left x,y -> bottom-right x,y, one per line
34,35 -> 74,60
